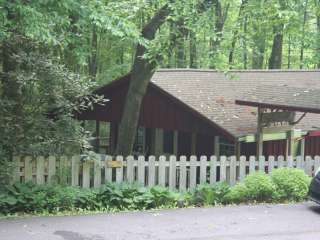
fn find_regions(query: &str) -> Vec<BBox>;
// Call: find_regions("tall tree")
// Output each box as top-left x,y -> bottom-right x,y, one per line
115,4 -> 171,156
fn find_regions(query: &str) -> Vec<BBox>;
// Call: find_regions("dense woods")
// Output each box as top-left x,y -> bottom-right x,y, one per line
0,0 -> 320,180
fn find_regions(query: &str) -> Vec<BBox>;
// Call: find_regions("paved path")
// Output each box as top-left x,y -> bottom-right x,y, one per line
1,202 -> 320,240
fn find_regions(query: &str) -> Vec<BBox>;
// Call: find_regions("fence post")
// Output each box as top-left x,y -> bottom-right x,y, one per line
179,156 -> 187,191
169,155 -> 177,190
209,156 -> 217,184
71,155 -> 80,186
296,155 -> 303,170
229,156 -> 236,186
148,156 -> 156,187
189,156 -> 197,190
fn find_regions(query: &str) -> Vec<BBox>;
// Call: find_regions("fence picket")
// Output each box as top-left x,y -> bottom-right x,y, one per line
82,161 -> 91,188
105,155 -> 112,183
209,156 -> 217,184
179,156 -> 187,191
239,156 -> 246,181
305,156 -> 312,176
229,156 -> 236,186
169,156 -> 177,190
14,154 -> 320,190
189,156 -> 197,190
116,156 -> 124,184
159,156 -> 166,187
258,156 -> 265,172
36,156 -> 45,184
287,156 -> 293,168
278,156 -> 284,168
268,156 -> 275,173
138,156 -> 145,185
93,156 -> 102,188
48,156 -> 56,183
148,156 -> 156,187
71,155 -> 80,186
13,156 -> 21,183
126,156 -> 134,183
249,156 -> 255,173
314,156 -> 320,175
220,156 -> 227,182
24,156 -> 33,182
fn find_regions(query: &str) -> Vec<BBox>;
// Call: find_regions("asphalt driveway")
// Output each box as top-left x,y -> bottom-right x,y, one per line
1,202 -> 320,240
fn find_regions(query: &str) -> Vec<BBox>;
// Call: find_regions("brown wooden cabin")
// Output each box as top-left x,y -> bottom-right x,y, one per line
76,69 -> 320,158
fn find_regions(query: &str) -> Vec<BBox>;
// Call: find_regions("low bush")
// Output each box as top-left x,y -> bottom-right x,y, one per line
244,172 -> 276,202
270,168 -> 311,202
192,182 -> 230,206
0,168 -> 311,216
223,183 -> 248,204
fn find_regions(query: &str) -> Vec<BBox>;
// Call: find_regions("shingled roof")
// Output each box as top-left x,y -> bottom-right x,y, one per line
150,69 -> 320,137
236,85 -> 320,114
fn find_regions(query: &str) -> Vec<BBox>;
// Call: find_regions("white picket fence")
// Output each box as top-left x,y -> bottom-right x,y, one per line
13,155 -> 320,190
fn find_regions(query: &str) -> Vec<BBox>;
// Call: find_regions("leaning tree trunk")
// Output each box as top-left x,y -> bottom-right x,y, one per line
115,4 -> 171,156
268,24 -> 284,69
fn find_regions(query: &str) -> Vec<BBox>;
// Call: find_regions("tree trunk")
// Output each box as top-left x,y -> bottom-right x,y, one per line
209,0 -> 229,69
115,4 -> 171,156
228,0 -> 247,67
176,18 -> 187,68
299,0 -> 309,69
268,24 -> 284,69
89,25 -> 98,80
252,29 -> 266,69
189,30 -> 197,68
316,0 -> 320,68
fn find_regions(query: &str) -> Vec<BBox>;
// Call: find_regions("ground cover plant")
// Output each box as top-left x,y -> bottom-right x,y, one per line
0,168 -> 311,216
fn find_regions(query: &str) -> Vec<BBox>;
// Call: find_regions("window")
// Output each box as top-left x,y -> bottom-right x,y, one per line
220,138 -> 235,156
163,130 -> 174,154
133,127 -> 145,155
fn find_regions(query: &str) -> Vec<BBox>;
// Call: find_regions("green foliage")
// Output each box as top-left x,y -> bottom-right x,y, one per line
223,183 -> 248,204
192,182 -> 230,206
243,172 -> 276,202
0,168 -> 312,216
270,168 -> 311,202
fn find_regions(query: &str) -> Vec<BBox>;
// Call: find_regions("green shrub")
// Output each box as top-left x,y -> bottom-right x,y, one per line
149,186 -> 178,208
97,183 -> 153,210
192,182 -> 230,206
223,183 -> 248,204
270,168 -> 311,202
243,172 -> 275,202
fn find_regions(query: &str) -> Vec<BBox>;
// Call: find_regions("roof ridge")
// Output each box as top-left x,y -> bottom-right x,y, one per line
157,68 -> 320,73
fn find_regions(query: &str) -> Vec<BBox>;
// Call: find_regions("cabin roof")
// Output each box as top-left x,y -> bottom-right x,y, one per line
97,69 -> 320,137
235,85 -> 320,114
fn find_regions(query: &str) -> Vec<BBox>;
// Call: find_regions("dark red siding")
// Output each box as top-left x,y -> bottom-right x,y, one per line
305,136 -> 320,157
78,79 -> 231,139
241,140 -> 287,157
